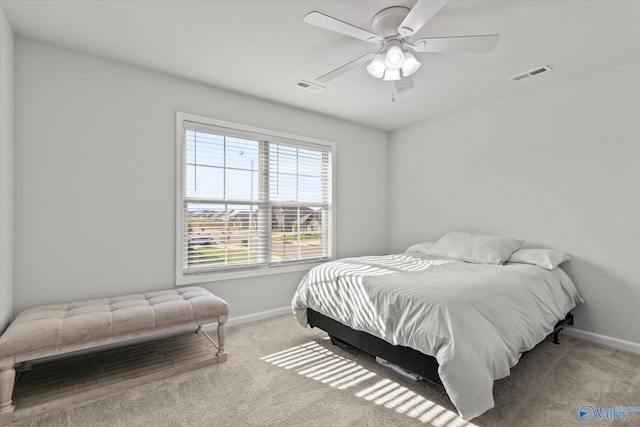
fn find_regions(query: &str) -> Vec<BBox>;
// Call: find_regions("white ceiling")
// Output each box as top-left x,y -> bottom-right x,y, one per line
2,0 -> 640,131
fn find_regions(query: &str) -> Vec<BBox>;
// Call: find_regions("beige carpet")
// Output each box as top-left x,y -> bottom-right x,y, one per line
11,314 -> 640,427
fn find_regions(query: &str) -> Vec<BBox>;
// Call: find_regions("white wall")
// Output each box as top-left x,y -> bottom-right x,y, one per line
389,60 -> 640,344
12,34 -> 640,347
0,6 -> 14,333
13,38 -> 389,317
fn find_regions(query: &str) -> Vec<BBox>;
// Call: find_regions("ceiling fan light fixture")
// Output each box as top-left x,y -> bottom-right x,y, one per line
383,68 -> 401,81
385,45 -> 404,69
366,53 -> 386,79
401,52 -> 421,77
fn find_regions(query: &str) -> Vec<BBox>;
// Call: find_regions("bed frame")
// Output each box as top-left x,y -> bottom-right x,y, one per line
307,308 -> 574,385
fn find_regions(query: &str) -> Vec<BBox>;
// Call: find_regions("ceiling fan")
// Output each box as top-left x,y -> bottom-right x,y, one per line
303,0 -> 499,92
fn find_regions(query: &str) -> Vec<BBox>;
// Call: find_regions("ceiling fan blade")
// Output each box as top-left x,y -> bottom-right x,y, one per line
316,53 -> 376,83
411,35 -> 500,53
304,11 -> 381,43
398,0 -> 449,37
395,75 -> 415,93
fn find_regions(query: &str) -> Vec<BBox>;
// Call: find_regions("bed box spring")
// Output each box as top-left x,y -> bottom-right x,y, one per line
307,308 -> 441,385
307,308 -> 574,386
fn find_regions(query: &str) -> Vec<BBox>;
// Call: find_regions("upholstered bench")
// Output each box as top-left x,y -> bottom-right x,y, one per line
0,286 -> 229,423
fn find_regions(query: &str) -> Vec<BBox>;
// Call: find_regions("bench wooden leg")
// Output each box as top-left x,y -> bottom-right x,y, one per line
216,318 -> 227,363
196,316 -> 228,363
0,364 -> 16,424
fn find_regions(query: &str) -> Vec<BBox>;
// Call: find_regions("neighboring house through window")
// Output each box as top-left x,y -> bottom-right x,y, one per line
176,113 -> 335,284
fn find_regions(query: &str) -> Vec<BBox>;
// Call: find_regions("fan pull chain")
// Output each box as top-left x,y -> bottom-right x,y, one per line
391,85 -> 396,102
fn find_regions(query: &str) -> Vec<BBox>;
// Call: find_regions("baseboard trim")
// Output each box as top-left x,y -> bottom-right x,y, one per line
227,306 -> 291,328
561,326 -> 640,354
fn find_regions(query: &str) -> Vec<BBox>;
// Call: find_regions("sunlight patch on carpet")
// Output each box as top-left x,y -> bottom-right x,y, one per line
261,341 -> 477,426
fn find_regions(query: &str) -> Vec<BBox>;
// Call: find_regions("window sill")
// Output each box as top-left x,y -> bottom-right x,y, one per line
176,260 -> 327,286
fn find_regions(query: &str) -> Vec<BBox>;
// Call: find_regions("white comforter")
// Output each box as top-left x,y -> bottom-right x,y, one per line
291,253 -> 583,420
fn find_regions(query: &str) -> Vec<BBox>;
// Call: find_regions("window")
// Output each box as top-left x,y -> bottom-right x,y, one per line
176,113 -> 334,284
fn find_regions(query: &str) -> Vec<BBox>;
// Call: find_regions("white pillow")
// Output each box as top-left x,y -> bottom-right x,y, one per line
406,242 -> 435,254
508,248 -> 571,270
428,232 -> 523,265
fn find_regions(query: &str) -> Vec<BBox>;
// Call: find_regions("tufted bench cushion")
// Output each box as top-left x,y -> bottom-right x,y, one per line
0,287 -> 228,358
0,287 -> 229,423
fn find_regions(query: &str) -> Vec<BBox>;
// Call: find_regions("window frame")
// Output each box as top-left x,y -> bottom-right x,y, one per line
175,112 -> 335,285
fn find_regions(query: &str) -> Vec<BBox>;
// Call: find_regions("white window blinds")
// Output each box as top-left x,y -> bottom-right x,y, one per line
177,115 -> 333,283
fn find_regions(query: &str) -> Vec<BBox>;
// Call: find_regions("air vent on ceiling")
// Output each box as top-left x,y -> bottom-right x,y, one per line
295,80 -> 325,93
510,65 -> 553,82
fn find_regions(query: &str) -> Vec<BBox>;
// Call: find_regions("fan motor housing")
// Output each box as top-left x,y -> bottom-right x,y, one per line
371,6 -> 410,39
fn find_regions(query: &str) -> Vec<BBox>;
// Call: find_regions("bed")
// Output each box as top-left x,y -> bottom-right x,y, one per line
291,232 -> 583,420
